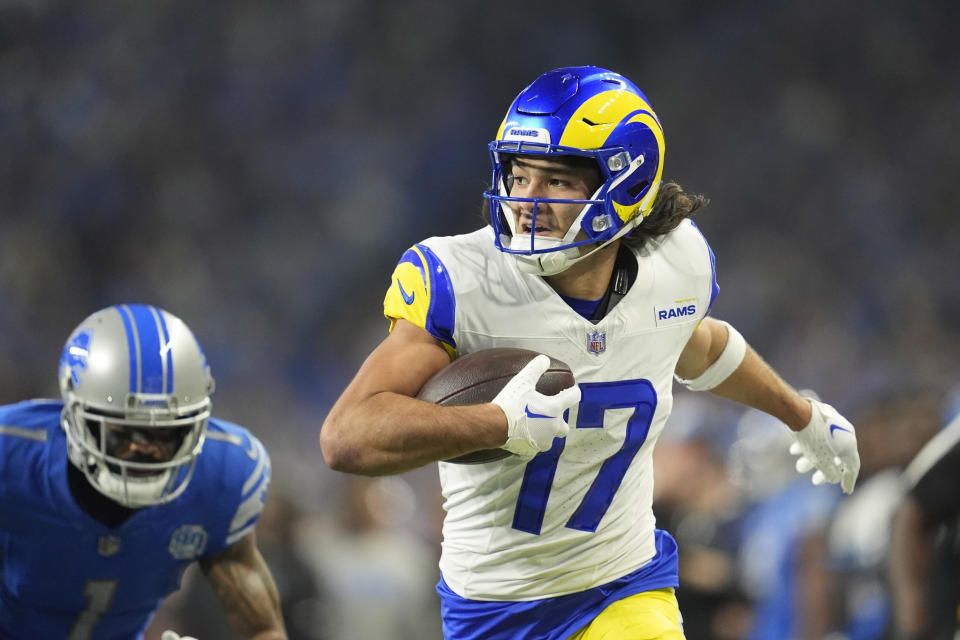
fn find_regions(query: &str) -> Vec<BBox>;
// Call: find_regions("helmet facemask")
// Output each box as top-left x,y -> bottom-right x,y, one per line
486,143 -> 653,275
62,393 -> 209,508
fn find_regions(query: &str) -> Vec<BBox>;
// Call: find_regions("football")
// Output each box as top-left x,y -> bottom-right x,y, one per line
416,347 -> 575,464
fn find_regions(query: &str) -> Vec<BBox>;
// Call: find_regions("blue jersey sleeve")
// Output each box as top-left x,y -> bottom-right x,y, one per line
192,419 -> 272,555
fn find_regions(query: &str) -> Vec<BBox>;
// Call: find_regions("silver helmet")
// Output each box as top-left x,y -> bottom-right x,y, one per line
59,304 -> 215,507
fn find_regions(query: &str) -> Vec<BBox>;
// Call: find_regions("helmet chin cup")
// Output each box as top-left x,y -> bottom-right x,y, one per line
508,234 -> 580,276
509,215 -> 641,277
94,465 -> 175,508
513,250 -> 580,276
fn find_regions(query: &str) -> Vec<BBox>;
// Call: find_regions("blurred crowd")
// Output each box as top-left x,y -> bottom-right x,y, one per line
2,0 -> 958,638
651,389 -> 953,639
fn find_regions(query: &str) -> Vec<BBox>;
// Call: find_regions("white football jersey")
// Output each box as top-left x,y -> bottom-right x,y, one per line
383,220 -> 717,601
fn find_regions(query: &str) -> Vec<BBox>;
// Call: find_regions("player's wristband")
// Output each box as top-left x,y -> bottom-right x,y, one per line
676,321 -> 747,391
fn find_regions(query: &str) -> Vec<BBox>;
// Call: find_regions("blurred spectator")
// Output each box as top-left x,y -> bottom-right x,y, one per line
824,390 -> 941,639
730,407 -> 844,640
654,392 -> 751,640
296,476 -> 443,640
890,413 -> 960,639
255,489 -> 331,640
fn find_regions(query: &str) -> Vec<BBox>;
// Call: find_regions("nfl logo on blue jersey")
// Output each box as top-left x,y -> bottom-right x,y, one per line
587,331 -> 606,354
98,535 -> 121,556
168,525 -> 208,560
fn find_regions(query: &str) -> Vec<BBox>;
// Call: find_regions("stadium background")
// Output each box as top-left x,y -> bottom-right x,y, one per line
1,1 -> 957,638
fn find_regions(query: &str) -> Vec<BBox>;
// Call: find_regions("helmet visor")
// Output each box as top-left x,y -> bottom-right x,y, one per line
100,423 -> 193,469
79,406 -> 208,475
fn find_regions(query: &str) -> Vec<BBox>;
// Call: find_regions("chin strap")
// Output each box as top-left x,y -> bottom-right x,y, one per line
514,248 -> 579,276
93,464 -> 174,508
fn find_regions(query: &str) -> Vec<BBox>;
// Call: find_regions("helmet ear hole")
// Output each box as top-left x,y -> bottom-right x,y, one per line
627,180 -> 650,200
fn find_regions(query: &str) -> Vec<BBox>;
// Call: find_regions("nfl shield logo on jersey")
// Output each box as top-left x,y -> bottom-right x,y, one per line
168,525 -> 209,560
587,330 -> 606,355
98,535 -> 121,556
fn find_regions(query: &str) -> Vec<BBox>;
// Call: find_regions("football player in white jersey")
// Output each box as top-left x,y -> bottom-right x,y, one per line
320,65 -> 861,640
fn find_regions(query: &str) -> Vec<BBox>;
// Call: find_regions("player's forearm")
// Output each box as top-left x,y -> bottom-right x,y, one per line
204,548 -> 287,640
320,391 -> 508,475
707,345 -> 812,431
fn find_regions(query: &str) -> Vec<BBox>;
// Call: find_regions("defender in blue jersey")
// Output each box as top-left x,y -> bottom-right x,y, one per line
321,66 -> 862,639
0,304 -> 287,639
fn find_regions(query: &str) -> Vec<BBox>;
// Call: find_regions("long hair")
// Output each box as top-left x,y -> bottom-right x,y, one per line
623,181 -> 710,250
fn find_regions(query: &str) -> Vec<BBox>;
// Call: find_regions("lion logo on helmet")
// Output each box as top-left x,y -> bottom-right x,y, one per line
60,330 -> 92,388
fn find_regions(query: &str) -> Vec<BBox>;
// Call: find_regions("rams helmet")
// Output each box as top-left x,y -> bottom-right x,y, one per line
485,65 -> 665,275
59,304 -> 214,507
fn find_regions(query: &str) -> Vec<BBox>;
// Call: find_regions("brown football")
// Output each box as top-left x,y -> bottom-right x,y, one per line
416,347 -> 575,464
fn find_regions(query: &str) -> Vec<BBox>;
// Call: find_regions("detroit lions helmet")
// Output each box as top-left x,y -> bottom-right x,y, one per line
59,304 -> 214,507
485,65 -> 665,275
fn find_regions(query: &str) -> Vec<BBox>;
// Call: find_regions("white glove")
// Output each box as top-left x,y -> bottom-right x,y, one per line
161,632 -> 199,640
789,398 -> 861,494
492,355 -> 581,458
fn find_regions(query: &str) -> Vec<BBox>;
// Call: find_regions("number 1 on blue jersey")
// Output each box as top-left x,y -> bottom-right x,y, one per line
68,580 -> 118,640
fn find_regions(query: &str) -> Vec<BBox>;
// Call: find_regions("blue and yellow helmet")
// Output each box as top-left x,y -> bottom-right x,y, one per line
485,66 -> 665,275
